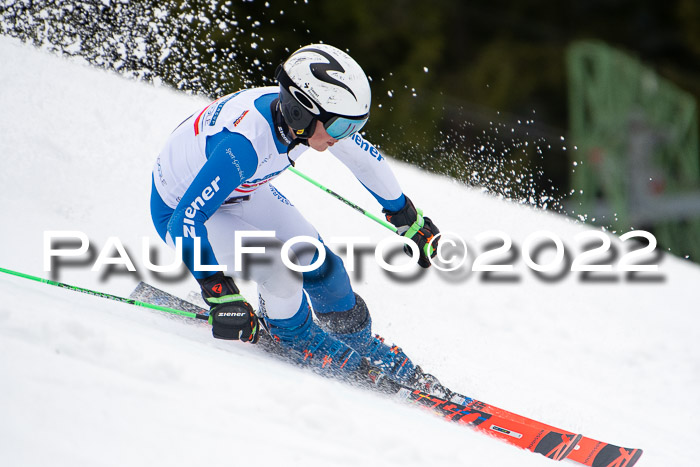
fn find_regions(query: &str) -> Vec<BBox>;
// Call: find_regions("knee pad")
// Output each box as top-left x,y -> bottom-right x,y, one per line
316,293 -> 370,335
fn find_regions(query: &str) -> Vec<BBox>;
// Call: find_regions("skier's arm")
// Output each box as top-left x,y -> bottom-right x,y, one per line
166,129 -> 258,279
329,133 -> 439,268
328,133 -> 406,212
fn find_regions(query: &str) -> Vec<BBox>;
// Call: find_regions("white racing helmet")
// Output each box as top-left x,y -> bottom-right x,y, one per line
276,43 -> 371,140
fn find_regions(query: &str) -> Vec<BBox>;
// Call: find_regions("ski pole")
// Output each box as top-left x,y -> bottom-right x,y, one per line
287,166 -> 397,233
0,266 -> 209,321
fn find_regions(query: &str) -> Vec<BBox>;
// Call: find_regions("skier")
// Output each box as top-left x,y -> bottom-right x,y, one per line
150,44 -> 440,386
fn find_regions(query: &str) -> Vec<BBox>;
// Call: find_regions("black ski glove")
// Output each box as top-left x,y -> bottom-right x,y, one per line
383,197 -> 440,268
198,272 -> 259,343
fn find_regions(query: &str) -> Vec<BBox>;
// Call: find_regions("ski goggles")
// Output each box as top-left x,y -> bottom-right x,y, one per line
323,114 -> 369,140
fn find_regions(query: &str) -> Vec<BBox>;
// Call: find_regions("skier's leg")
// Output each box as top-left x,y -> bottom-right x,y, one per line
215,184 -> 418,382
265,292 -> 364,375
300,235 -> 418,384
235,184 -> 357,313
209,185 -> 363,376
204,203 -> 304,320
313,291 -> 417,384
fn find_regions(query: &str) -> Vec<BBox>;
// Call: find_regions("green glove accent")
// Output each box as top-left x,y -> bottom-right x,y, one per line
402,208 -> 425,242
205,293 -> 247,305
401,208 -> 435,257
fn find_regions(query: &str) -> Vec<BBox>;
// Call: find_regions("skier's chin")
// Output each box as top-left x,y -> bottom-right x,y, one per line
310,141 -> 331,152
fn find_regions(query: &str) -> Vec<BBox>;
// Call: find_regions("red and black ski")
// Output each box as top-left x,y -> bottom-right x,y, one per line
565,435 -> 643,467
377,380 -> 582,462
444,391 -> 643,466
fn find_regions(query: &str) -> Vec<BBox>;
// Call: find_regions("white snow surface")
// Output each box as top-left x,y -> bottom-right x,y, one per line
1,37 -> 699,466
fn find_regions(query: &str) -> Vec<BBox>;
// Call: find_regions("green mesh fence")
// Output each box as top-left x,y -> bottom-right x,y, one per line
567,40 -> 700,260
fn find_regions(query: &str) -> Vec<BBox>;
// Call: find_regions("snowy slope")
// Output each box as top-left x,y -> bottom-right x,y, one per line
1,36 -> 699,466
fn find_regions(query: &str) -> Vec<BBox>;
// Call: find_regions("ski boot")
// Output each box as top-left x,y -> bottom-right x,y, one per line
266,295 -> 363,378
316,294 -> 417,385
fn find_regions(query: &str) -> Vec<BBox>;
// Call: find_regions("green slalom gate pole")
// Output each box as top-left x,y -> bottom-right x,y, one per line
287,166 -> 398,233
0,267 -> 209,321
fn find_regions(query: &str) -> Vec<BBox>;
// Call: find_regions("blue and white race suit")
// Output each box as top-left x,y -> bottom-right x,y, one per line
150,87 -> 406,321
